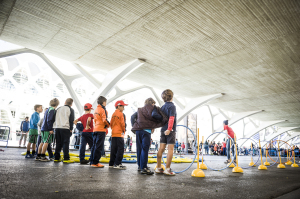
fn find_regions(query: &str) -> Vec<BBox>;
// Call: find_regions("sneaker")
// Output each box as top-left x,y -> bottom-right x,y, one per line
138,166 -> 141,171
141,168 -> 154,175
164,168 -> 175,176
155,167 -> 164,174
224,160 -> 230,164
91,163 -> 104,168
109,165 -> 114,168
114,164 -> 127,170
54,159 -> 61,162
80,159 -> 90,164
49,157 -> 54,161
40,157 -> 50,162
35,156 -> 41,161
25,154 -> 33,158
63,159 -> 75,164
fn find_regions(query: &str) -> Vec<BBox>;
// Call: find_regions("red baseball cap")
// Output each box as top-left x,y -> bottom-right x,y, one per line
115,100 -> 128,107
84,103 -> 93,110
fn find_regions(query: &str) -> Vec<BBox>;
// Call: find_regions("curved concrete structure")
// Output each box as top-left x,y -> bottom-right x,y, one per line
211,110 -> 264,141
177,93 -> 223,123
240,120 -> 286,146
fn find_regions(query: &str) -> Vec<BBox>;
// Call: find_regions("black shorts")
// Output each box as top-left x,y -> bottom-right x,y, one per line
160,130 -> 176,145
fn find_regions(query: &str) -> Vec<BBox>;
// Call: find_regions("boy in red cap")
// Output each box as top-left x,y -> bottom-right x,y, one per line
74,103 -> 94,164
109,100 -> 128,169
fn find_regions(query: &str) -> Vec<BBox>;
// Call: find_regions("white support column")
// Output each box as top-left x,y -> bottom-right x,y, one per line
218,108 -> 230,120
36,53 -> 83,114
0,48 -> 28,58
107,85 -> 148,104
211,110 -> 263,141
92,59 -> 145,108
147,86 -> 164,107
173,97 -> 185,110
64,70 -> 101,83
72,63 -> 102,88
207,105 -> 218,134
0,48 -> 83,113
177,93 -> 223,123
249,118 -> 259,128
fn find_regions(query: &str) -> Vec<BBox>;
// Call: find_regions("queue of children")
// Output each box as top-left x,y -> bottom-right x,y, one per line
24,89 -> 177,176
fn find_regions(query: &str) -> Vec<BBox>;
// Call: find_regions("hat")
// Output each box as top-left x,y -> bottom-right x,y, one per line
223,120 -> 228,125
115,100 -> 128,107
84,103 -> 93,110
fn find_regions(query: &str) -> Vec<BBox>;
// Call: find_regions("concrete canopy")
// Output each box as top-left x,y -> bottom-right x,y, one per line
0,0 -> 299,127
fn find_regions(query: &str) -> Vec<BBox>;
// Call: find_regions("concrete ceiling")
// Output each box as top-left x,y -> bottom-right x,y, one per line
0,0 -> 300,128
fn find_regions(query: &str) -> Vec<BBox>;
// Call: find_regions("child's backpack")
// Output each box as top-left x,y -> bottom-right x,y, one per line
76,122 -> 84,131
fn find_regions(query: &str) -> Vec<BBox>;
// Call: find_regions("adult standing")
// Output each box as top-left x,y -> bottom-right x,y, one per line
19,117 -> 30,147
204,140 -> 209,155
131,98 -> 167,175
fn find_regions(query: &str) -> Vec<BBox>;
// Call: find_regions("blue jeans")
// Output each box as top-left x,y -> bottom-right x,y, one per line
109,137 -> 124,166
80,132 -> 93,161
136,130 -> 151,170
223,147 -> 226,156
204,145 -> 208,154
226,139 -> 235,160
90,131 -> 106,165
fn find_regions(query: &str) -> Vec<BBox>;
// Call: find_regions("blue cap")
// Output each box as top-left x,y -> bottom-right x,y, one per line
223,120 -> 228,125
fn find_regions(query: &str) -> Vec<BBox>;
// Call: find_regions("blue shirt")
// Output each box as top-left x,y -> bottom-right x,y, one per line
30,112 -> 40,130
161,102 -> 177,132
20,120 -> 30,131
41,107 -> 56,131
144,129 -> 152,134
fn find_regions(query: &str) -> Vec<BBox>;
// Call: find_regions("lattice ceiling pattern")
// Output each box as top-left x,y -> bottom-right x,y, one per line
0,0 -> 299,128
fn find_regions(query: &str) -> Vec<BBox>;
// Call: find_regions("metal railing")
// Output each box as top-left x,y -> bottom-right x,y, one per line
0,126 -> 10,148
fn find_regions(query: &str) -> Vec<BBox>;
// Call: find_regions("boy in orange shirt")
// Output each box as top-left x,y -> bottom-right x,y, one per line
90,96 -> 110,168
109,100 -> 128,169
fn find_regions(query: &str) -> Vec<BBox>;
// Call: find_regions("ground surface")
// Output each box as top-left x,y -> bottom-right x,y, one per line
0,148 -> 300,199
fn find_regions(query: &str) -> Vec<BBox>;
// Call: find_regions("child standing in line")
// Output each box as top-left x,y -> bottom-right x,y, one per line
109,100 -> 128,169
155,89 -> 177,176
25,105 -> 43,158
19,117 -> 30,147
90,96 -> 110,168
74,103 -> 94,164
36,108 -> 53,158
53,98 -> 75,163
36,98 -> 59,161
